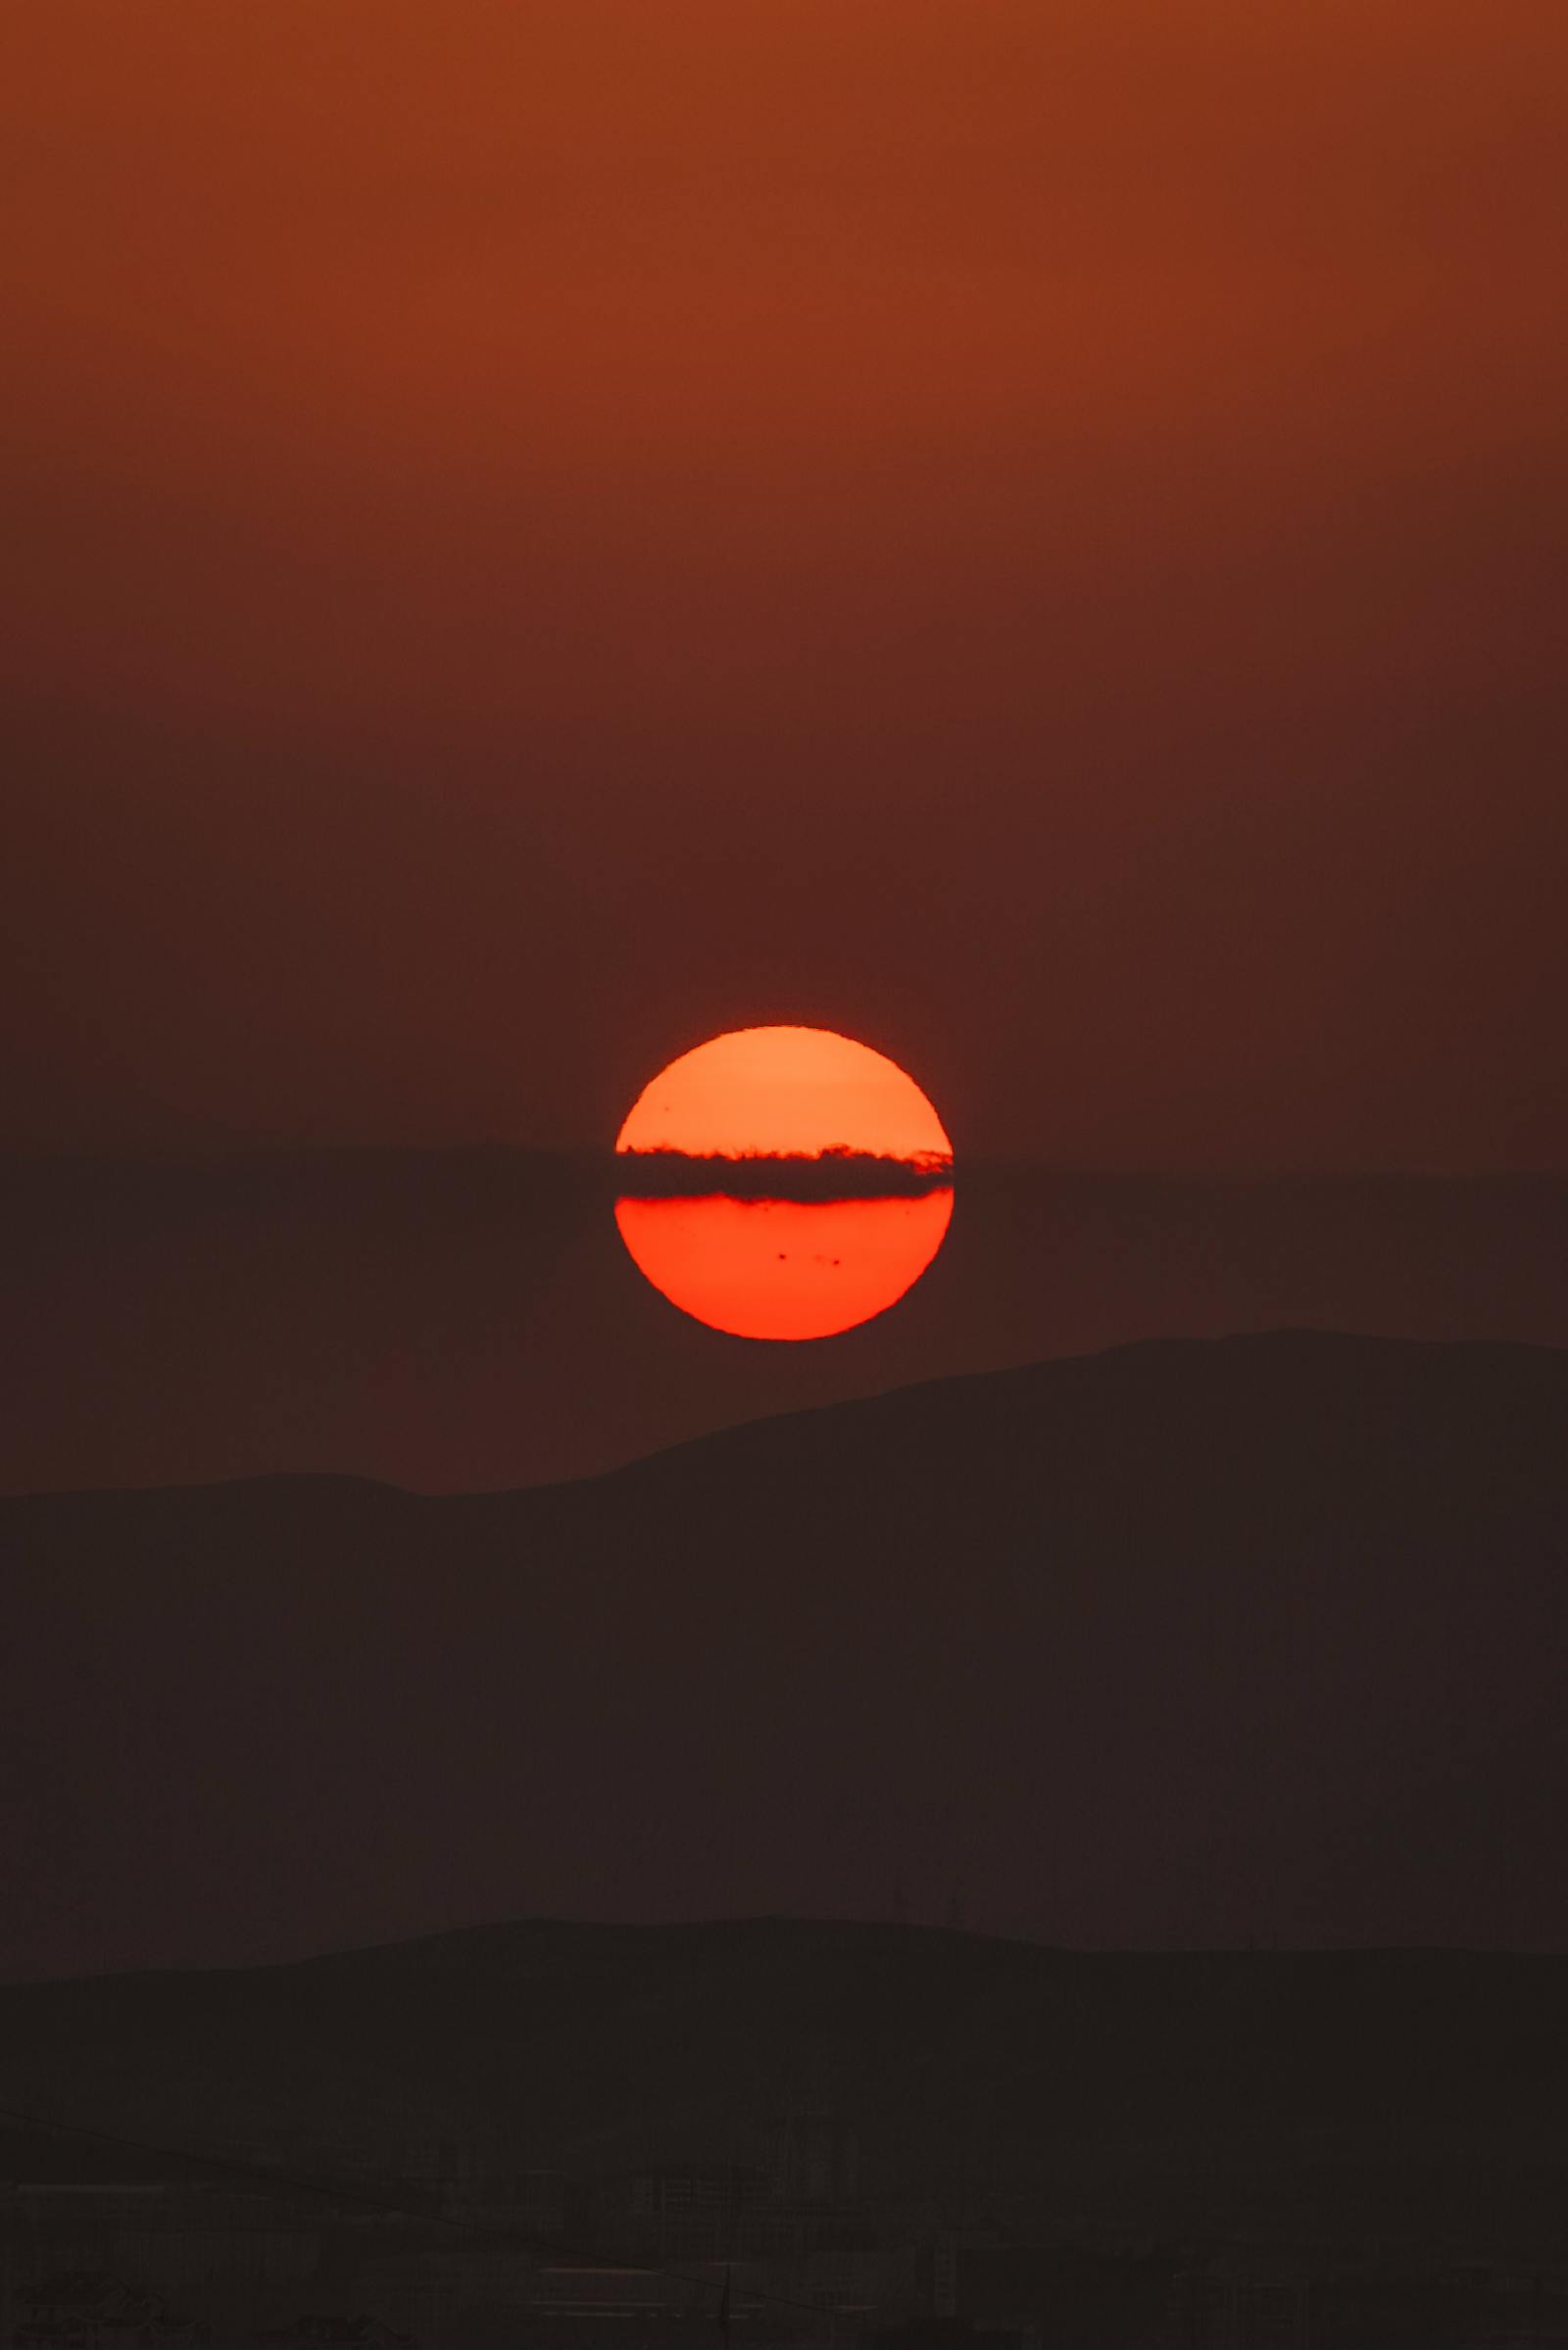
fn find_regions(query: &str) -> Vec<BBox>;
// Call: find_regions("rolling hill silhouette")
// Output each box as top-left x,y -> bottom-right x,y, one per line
2,1331 -> 1564,1981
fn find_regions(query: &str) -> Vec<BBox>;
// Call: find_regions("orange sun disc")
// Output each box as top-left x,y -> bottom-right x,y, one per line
613,1025 -> 954,1342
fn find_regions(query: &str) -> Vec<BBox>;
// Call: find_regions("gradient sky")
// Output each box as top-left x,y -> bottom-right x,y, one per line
4,1 -> 1565,1167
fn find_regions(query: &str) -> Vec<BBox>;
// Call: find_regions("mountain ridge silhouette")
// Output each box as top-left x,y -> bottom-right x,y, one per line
3,1330 -> 1564,1977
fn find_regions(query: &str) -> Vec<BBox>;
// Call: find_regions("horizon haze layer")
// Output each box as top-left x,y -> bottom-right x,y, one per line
3,1149 -> 1565,1497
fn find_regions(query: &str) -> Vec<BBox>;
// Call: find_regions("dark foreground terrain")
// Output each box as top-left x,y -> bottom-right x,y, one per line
1,1918 -> 1566,2346
3,1916 -> 1568,2239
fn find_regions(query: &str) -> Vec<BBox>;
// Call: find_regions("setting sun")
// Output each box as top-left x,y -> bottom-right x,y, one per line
614,1026 -> 953,1341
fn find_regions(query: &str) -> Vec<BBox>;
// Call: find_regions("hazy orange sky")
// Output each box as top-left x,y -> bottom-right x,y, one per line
4,1 -> 1565,1166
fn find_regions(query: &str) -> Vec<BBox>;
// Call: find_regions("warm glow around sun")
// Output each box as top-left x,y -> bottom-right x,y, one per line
614,1025 -> 952,1163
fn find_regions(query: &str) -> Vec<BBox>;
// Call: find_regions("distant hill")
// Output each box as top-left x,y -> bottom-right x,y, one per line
1,1918 -> 1566,2256
2,1332 -> 1565,1980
